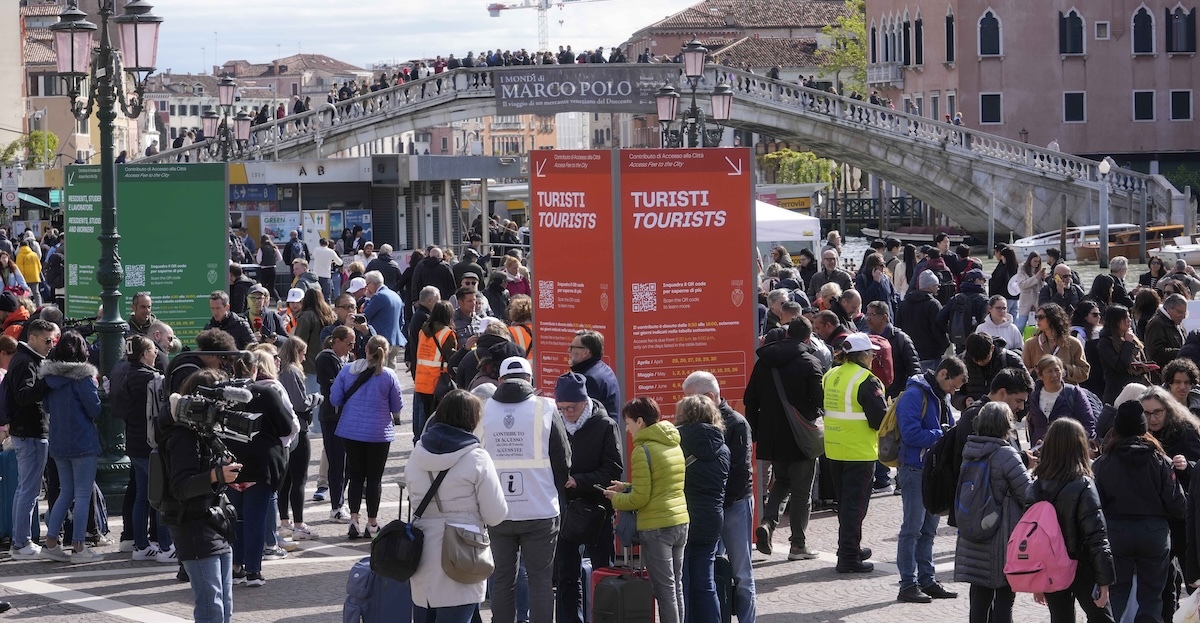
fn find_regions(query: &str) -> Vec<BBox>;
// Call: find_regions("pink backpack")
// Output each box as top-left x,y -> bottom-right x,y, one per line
1004,497 -> 1078,593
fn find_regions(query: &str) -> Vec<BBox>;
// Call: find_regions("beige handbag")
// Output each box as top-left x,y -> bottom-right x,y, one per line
431,484 -> 494,584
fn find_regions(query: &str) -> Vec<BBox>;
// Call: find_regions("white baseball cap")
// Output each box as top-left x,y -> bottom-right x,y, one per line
842,333 -> 882,354
286,288 -> 305,303
346,277 -> 368,294
500,356 -> 533,378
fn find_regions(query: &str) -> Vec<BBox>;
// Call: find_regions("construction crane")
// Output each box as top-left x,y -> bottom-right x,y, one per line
487,0 -> 616,52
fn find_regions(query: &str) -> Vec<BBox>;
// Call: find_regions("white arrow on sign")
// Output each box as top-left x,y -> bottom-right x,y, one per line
535,159 -> 547,178
725,156 -> 743,176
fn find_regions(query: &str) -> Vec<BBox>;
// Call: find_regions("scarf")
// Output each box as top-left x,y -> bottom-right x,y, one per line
505,270 -> 523,282
564,399 -> 594,436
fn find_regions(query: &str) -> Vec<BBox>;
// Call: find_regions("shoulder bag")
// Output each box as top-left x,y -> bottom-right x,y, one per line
614,445 -> 652,548
560,498 -> 608,547
433,482 -> 496,584
335,368 -> 375,417
771,368 -> 825,459
370,469 -> 450,582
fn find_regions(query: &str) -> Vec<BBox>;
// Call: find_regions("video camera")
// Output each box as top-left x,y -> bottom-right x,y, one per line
171,380 -> 263,444
62,315 -> 97,338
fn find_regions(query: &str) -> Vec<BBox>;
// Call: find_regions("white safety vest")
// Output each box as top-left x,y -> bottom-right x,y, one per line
479,394 -> 560,521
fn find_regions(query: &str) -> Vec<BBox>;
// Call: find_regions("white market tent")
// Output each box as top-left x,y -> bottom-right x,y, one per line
756,200 -> 821,246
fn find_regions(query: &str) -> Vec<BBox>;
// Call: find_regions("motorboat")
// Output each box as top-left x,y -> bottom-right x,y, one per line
1159,235 -> 1200,266
861,226 -> 974,246
1073,224 -> 1177,262
1009,224 -> 1137,261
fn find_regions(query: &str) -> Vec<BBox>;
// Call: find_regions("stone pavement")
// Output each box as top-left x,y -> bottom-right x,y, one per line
0,372 -> 1075,622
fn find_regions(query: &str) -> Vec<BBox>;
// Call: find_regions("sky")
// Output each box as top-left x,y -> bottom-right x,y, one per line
151,0 -> 699,75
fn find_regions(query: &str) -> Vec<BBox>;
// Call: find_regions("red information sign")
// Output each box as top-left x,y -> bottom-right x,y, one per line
618,148 -> 756,417
529,151 -> 617,395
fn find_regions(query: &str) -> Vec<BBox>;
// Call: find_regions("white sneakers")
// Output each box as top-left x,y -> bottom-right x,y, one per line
40,545 -> 72,562
155,546 -> 178,564
10,542 -> 41,560
119,539 -> 135,553
132,545 -> 160,561
330,507 -> 352,523
291,525 -> 319,540
70,547 -> 101,563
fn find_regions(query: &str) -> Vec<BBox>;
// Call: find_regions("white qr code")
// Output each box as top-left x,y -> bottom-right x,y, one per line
124,264 -> 146,288
632,282 -> 657,313
68,264 -> 78,287
537,280 -> 555,309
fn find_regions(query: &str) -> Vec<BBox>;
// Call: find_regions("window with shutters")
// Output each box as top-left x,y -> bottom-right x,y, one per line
1133,7 -> 1154,54
1059,10 -> 1084,55
1167,7 -> 1197,53
979,10 -> 1001,56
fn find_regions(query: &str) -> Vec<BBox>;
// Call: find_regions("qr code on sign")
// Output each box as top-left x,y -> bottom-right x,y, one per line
632,282 -> 657,313
537,280 -> 554,309
124,264 -> 146,288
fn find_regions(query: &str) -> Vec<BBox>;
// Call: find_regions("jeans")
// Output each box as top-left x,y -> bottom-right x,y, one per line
412,389 -> 428,442
682,539 -> 720,623
414,604 -> 476,623
1044,564 -> 1116,623
1108,517 -> 1170,623
897,466 -> 940,589
556,515 -> 615,623
130,457 -> 172,551
228,482 -> 272,573
46,454 -> 99,544
319,415 -> 347,509
11,436 -> 47,548
319,276 -> 333,303
182,550 -> 233,623
969,584 -> 1016,623
873,462 -> 892,487
761,458 -> 816,546
641,523 -> 688,623
490,517 -> 559,623
717,496 -> 756,623
828,460 -> 873,563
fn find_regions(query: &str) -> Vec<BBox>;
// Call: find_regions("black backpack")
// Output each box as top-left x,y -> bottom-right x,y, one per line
948,296 -> 980,350
955,454 -> 1002,542
922,425 -> 959,517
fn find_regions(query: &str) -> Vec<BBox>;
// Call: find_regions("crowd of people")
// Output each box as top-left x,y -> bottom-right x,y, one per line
751,229 -> 1200,622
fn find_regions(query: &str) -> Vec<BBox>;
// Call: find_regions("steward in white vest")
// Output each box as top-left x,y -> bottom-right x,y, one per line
479,356 -> 572,623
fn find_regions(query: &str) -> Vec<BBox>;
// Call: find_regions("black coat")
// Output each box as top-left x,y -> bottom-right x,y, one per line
6,343 -> 48,439
744,339 -> 825,462
896,290 -> 949,361
877,325 -> 921,399
223,384 -> 291,489
954,347 -> 1023,410
1093,438 -> 1186,520
112,362 -> 158,459
366,253 -> 403,291
563,400 -> 623,510
1151,423 -> 1200,491
158,421 -> 232,561
718,400 -> 753,506
678,422 -> 729,545
203,312 -> 255,350
1095,335 -> 1147,404
229,277 -> 255,315
1030,477 -> 1115,585
316,349 -> 345,423
411,257 -> 456,302
405,306 -> 431,373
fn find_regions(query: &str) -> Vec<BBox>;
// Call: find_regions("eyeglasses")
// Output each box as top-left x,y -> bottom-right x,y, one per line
40,337 -> 53,346
568,344 -> 588,350
1035,314 -> 1046,320
991,305 -> 1007,311
1145,408 -> 1167,419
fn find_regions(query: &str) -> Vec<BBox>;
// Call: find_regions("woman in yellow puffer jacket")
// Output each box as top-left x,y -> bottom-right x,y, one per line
15,241 -> 41,305
605,397 -> 689,623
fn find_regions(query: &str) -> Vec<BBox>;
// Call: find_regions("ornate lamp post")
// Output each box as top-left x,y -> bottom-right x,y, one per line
655,39 -> 733,148
201,76 -> 253,161
51,0 -> 162,495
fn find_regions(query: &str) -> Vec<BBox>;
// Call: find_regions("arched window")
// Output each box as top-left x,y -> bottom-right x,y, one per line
1167,7 -> 1198,53
945,10 -> 956,62
1059,9 -> 1084,54
870,23 -> 878,63
915,17 -> 925,65
979,10 -> 1001,56
903,15 -> 912,65
1133,7 -> 1154,54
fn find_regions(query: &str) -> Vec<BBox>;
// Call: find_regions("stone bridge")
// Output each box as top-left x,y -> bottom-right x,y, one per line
140,65 -> 1185,237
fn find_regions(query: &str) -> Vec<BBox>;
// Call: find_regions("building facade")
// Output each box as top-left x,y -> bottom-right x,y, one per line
1,1 -> 24,152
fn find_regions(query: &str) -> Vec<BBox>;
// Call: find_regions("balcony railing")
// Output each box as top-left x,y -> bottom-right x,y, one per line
867,63 -> 904,86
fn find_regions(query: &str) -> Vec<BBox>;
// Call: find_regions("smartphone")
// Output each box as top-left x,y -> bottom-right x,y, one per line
1091,584 -> 1101,601
1031,440 -> 1044,454
594,484 -> 607,492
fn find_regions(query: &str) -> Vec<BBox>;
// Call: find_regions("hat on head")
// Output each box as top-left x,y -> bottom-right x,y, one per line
500,356 -> 533,378
346,277 -> 367,294
917,269 -> 940,290
286,288 -> 305,303
919,244 -> 933,255
0,292 -> 18,313
965,268 -> 986,283
249,284 -> 269,297
842,333 -> 881,354
1114,400 -> 1148,437
555,372 -> 589,403
460,271 -> 481,284
463,248 -> 479,259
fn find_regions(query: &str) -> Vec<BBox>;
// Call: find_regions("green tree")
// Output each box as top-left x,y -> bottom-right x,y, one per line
759,149 -> 834,184
25,131 -> 59,168
0,142 -> 20,166
819,0 -> 867,96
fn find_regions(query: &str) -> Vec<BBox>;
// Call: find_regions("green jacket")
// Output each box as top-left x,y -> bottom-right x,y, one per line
611,421 -> 689,531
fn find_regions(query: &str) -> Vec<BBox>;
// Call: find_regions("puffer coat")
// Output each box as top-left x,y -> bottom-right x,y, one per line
953,436 -> 1033,589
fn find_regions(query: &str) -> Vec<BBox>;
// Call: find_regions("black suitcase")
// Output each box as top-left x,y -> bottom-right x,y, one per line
592,549 -> 654,623
715,555 -> 736,623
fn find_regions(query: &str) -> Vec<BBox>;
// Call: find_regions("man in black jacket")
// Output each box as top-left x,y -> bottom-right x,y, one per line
7,319 -> 58,560
938,268 -> 990,354
227,263 -> 255,315
203,291 -> 255,349
744,318 -> 825,560
865,300 -> 922,492
453,249 -> 486,289
684,371 -> 757,623
954,333 -> 1025,410
365,244 -> 403,291
553,372 -> 622,623
410,247 -> 457,302
898,270 -> 949,371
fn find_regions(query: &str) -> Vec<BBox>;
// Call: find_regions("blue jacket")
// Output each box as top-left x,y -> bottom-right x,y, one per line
571,356 -> 620,416
363,285 -> 405,347
678,422 -> 730,545
332,359 -> 405,443
896,372 -> 954,468
39,360 -> 101,459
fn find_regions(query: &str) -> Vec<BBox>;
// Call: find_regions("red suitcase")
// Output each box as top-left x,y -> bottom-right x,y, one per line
590,549 -> 655,623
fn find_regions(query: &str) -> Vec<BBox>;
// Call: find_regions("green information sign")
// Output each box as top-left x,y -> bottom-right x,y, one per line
66,163 -> 228,344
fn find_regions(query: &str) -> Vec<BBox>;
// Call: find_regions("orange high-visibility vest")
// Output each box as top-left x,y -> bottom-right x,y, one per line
414,327 -> 454,394
509,323 -> 534,358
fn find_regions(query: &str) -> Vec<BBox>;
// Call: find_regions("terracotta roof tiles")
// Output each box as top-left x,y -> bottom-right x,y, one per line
711,36 -> 822,69
648,0 -> 850,30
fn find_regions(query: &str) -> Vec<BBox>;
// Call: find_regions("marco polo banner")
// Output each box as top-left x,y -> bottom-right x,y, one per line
495,65 -> 679,115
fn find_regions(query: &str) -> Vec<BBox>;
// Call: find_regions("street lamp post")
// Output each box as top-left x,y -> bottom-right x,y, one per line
51,0 -> 162,496
201,76 -> 252,161
655,39 -> 733,148
1098,156 -> 1115,269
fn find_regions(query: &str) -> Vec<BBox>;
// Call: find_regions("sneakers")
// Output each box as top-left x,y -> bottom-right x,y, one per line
278,525 -> 293,538
70,547 -> 101,563
232,568 -> 247,585
278,539 -> 299,552
312,487 -> 329,502
787,545 -> 820,561
920,582 -> 959,599
363,524 -> 380,540
245,571 -> 266,587
897,585 -> 933,603
88,533 -> 114,547
755,523 -> 773,555
11,542 -> 42,560
177,565 -> 190,583
835,560 -> 875,573
872,483 -> 895,494
119,539 -> 135,553
132,545 -> 161,561
291,525 -> 319,540
261,546 -> 288,561
156,546 -> 178,564
40,544 -> 72,562
348,523 -> 362,540
330,508 -> 352,523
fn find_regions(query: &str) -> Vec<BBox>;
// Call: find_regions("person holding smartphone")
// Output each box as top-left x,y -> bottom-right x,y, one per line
1096,306 -> 1152,404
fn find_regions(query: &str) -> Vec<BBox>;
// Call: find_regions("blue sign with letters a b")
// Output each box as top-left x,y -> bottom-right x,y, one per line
229,184 -> 276,201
